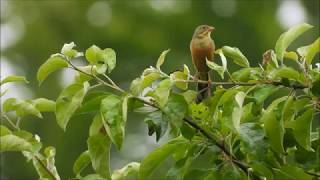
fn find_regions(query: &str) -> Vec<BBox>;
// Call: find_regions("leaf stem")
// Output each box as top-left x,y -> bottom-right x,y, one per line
1,114 -> 20,130
34,155 -> 58,180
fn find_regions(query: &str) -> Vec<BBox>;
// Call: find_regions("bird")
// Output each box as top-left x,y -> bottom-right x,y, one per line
190,25 -> 215,103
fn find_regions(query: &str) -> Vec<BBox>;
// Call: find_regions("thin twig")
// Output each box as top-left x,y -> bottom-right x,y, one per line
305,171 -> 320,178
65,58 -> 125,93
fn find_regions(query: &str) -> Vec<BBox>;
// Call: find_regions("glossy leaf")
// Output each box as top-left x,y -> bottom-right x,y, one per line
112,162 -> 140,180
170,71 -> 188,90
0,75 -> 28,85
100,95 -> 125,149
252,85 -> 278,105
206,49 -> 227,79
152,79 -> 172,108
56,82 -> 89,130
262,97 -> 287,154
284,51 -> 298,61
3,98 -> 42,118
85,45 -> 116,74
269,67 -> 302,82
144,111 -> 168,141
37,54 -> 68,85
292,108 -> 314,151
275,23 -> 313,62
273,165 -> 312,180
0,134 -> 33,152
89,114 -> 104,137
221,46 -> 250,67
130,72 -> 162,96
156,49 -> 170,69
32,98 -> 56,112
73,150 -> 91,176
232,91 -> 246,132
297,37 -> 320,65
61,42 -> 83,58
139,137 -> 188,180
87,134 -> 111,179
163,93 -> 188,128
0,125 -> 11,136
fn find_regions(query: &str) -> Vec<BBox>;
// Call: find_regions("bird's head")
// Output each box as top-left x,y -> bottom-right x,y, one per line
193,25 -> 215,38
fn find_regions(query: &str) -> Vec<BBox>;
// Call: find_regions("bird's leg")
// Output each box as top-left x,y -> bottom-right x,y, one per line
193,72 -> 199,81
207,72 -> 212,97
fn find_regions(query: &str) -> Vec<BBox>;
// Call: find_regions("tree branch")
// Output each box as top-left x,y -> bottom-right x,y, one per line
175,79 -> 307,89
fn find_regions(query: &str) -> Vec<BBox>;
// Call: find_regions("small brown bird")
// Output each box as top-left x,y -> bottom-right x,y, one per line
190,25 -> 215,103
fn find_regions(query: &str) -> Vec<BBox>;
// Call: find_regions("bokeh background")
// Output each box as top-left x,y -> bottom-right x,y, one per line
1,0 -> 319,179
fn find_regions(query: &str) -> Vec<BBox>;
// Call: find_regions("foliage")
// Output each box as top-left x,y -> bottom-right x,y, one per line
1,23 -> 320,180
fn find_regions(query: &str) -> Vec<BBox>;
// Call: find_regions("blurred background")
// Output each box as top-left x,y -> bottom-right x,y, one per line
0,0 -> 319,179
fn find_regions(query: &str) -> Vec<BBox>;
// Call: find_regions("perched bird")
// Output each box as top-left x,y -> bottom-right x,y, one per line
190,25 -> 215,103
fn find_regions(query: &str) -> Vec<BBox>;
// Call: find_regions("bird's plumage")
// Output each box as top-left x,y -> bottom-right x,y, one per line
190,25 -> 215,103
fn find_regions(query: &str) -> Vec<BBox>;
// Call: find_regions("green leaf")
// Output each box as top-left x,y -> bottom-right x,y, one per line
32,98 -> 56,112
112,162 -> 140,180
152,79 -> 172,108
139,137 -> 188,180
311,79 -> 320,97
163,93 -> 188,129
252,85 -> 278,105
100,95 -> 125,149
292,108 -> 314,151
221,46 -> 250,67
284,51 -> 298,61
231,68 -> 262,82
273,165 -> 312,180
206,49 -> 227,79
76,92 -> 111,115
298,37 -> 320,65
56,82 -> 89,130
43,146 -> 60,179
144,111 -> 168,141
104,48 -> 116,73
130,72 -> 162,96
3,98 -> 42,118
275,23 -> 313,62
81,174 -> 105,180
180,123 -> 196,140
0,134 -> 33,152
85,45 -> 116,74
262,97 -> 287,154
269,67 -> 302,82
0,125 -> 11,136
232,91 -> 246,132
156,49 -> 170,69
89,114 -> 104,137
61,42 -> 83,58
0,75 -> 29,85
170,71 -> 188,90
73,150 -> 91,176
87,134 -> 111,179
37,54 -> 68,85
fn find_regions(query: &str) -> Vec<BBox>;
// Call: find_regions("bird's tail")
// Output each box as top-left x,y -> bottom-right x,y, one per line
196,72 -> 210,103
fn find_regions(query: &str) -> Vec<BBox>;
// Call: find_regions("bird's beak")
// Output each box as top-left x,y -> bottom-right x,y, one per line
208,26 -> 215,32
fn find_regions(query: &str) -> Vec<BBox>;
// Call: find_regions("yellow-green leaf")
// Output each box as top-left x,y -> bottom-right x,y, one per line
37,54 -> 68,85
275,23 -> 313,62
156,49 -> 170,70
